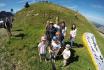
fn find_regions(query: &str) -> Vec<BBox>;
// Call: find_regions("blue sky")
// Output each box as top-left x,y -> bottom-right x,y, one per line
0,0 -> 104,25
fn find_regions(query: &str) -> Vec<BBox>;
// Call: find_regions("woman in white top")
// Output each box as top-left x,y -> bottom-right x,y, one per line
70,24 -> 77,47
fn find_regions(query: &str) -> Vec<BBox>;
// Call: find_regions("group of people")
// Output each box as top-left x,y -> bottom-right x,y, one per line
38,20 -> 77,66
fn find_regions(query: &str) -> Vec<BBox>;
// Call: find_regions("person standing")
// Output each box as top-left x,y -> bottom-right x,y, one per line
38,36 -> 47,62
62,44 -> 71,66
70,24 -> 77,47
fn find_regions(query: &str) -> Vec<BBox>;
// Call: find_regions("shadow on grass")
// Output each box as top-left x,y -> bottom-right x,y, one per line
14,33 -> 26,39
14,29 -> 23,31
56,48 -> 79,66
67,48 -> 79,65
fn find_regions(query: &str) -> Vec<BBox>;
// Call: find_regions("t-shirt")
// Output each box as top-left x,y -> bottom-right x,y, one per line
70,29 -> 77,38
62,49 -> 71,59
52,41 -> 61,50
38,42 -> 46,54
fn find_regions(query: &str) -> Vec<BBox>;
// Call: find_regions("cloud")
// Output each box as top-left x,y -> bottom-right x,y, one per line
0,3 -> 6,7
91,4 -> 104,9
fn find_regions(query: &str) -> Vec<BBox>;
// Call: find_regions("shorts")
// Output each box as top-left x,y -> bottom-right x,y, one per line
40,54 -> 46,58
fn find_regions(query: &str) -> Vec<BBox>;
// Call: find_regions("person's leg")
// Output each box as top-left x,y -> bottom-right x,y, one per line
44,54 -> 47,62
70,38 -> 73,47
39,54 -> 42,62
70,37 -> 74,47
63,59 -> 67,66
51,52 -> 55,62
53,51 -> 56,62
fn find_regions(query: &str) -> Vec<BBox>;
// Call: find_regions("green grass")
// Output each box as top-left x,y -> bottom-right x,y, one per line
0,2 -> 104,70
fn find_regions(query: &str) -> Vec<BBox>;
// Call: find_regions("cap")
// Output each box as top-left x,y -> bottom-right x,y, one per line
65,44 -> 70,49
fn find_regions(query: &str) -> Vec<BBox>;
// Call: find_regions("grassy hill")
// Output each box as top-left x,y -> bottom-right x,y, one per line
0,2 -> 104,70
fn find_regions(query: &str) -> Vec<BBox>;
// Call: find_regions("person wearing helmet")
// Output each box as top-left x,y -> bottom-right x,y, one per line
38,36 -> 47,62
62,44 -> 71,66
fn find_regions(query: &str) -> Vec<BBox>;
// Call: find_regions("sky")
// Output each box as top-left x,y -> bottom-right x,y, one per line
0,0 -> 104,25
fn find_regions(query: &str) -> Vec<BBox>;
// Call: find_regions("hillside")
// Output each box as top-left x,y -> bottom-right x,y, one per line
0,3 -> 104,70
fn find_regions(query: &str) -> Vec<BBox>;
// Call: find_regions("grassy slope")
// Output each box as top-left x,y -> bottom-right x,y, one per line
0,3 -> 104,70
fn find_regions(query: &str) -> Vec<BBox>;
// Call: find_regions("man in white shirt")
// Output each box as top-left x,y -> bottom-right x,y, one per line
62,44 -> 71,66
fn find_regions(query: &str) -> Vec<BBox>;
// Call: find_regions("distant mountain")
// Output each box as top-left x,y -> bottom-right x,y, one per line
92,21 -> 104,34
98,26 -> 104,34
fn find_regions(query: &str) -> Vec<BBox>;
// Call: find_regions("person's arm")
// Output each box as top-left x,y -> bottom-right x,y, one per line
73,29 -> 77,38
65,27 -> 67,31
38,43 -> 41,55
70,31 -> 72,37
64,27 -> 67,36
61,50 -> 65,55
38,47 -> 40,54
48,46 -> 53,53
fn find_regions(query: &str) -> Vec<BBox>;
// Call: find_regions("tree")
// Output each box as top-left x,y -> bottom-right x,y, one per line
25,2 -> 30,8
